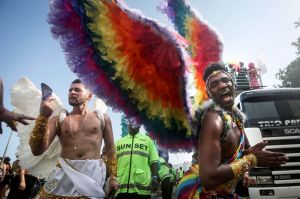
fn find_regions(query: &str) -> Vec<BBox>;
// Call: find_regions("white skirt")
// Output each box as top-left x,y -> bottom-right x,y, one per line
36,158 -> 106,199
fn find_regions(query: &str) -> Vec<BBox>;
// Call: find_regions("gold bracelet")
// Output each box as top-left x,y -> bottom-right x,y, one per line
29,115 -> 48,146
230,153 -> 257,179
106,153 -> 117,177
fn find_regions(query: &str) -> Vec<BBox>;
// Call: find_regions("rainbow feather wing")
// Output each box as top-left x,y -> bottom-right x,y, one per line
48,0 -> 194,151
160,0 -> 223,110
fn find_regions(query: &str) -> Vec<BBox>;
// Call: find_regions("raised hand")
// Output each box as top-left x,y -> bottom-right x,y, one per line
108,177 -> 119,192
245,141 -> 288,167
0,108 -> 35,132
40,97 -> 55,118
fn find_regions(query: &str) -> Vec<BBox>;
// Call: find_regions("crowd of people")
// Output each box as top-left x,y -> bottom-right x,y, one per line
0,156 -> 42,199
0,63 -> 288,199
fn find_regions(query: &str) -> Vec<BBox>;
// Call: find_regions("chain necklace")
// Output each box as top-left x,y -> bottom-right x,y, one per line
68,112 -> 89,151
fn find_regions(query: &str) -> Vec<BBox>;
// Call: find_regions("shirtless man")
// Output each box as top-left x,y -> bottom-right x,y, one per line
29,79 -> 117,199
196,63 -> 288,198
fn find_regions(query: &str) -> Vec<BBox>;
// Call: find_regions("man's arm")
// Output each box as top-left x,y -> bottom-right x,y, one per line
150,162 -> 159,179
29,98 -> 58,156
198,111 -> 237,190
149,140 -> 159,178
29,116 -> 58,156
103,113 -> 117,177
149,139 -> 159,191
0,79 -> 35,132
150,161 -> 159,191
102,113 -> 118,191
19,168 -> 26,191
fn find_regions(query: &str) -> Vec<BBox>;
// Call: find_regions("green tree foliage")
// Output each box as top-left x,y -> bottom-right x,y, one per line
276,18 -> 300,87
292,18 -> 300,55
276,57 -> 300,87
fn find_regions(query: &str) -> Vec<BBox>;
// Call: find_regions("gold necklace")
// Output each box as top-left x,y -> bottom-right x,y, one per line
69,112 -> 89,151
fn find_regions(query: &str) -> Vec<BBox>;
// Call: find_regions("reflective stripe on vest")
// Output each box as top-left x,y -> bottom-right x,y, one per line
117,151 -> 149,159
119,183 -> 151,191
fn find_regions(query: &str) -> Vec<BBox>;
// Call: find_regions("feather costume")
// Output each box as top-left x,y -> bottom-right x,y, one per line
48,0 -> 223,151
10,78 -> 63,179
159,0 -> 223,112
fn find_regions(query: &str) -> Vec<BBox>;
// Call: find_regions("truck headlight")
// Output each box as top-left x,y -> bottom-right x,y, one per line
256,176 -> 273,185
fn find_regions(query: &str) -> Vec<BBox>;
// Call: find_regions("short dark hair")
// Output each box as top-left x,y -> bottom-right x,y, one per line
71,79 -> 82,84
203,62 -> 227,82
4,156 -> 11,164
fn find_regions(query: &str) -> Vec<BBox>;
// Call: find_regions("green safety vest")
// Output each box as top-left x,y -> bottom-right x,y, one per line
179,169 -> 184,178
171,168 -> 177,182
115,133 -> 159,195
158,157 -> 171,181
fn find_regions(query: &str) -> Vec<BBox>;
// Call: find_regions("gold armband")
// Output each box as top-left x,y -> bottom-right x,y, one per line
230,153 -> 257,179
29,115 -> 48,146
106,153 -> 117,177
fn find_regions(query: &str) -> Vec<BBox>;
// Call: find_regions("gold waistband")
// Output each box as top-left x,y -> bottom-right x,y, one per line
56,161 -> 62,168
37,187 -> 88,199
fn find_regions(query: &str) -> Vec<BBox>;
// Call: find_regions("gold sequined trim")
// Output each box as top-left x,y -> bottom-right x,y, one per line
189,164 -> 199,174
106,153 -> 117,177
37,187 -> 88,199
56,161 -> 62,168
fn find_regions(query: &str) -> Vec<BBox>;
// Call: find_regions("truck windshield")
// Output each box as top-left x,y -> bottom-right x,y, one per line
242,95 -> 300,126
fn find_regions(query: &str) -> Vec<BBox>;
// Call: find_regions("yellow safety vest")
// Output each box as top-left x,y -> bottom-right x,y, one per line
115,133 -> 159,195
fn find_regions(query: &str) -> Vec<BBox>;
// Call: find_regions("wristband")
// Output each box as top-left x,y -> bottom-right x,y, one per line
230,153 -> 257,179
29,115 -> 48,146
152,175 -> 158,179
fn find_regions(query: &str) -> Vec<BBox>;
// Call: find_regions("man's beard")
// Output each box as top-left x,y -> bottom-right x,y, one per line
69,98 -> 84,106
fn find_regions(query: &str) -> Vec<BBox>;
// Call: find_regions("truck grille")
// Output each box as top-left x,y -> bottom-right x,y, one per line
249,127 -> 300,187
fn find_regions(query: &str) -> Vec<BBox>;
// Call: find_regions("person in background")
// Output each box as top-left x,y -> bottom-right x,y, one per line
169,164 -> 177,186
115,119 -> 159,199
158,156 -> 173,199
0,156 -> 12,198
7,158 -> 42,199
176,151 -> 199,199
248,62 -> 260,89
178,167 -> 184,180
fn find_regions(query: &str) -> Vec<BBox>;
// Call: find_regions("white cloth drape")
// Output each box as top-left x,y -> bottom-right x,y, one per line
37,158 -> 106,199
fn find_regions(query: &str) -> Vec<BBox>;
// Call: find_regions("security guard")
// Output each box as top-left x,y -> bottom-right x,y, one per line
115,119 -> 159,199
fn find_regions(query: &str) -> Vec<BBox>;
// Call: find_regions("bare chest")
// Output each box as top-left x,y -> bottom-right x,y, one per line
59,115 -> 102,139
220,126 -> 242,162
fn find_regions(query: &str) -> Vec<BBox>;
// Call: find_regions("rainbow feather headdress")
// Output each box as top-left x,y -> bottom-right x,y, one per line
48,0 -> 222,152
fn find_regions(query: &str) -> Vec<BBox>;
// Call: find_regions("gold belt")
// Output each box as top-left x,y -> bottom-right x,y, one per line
37,187 -> 88,199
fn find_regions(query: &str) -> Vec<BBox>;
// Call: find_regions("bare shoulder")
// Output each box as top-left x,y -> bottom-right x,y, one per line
202,111 -> 223,126
48,115 -> 59,124
200,111 -> 224,138
102,113 -> 112,131
103,113 -> 111,124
